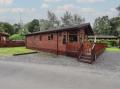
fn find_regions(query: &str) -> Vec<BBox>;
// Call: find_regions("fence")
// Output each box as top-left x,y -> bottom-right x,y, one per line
0,40 -> 25,47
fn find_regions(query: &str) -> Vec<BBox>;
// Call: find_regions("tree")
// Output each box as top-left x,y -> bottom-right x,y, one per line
9,34 -> 25,40
116,5 -> 120,16
13,23 -> 21,34
72,14 -> 85,25
27,19 -> 40,33
61,11 -> 73,26
39,19 -> 53,31
0,22 -> 14,35
93,16 -> 112,35
110,17 -> 120,36
47,11 -> 60,27
61,11 -> 85,26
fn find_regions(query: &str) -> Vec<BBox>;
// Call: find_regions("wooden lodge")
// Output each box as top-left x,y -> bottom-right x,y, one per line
0,32 -> 9,46
25,23 -> 106,64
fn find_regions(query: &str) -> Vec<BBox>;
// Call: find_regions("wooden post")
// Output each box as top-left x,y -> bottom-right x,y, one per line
56,32 -> 59,55
118,36 -> 120,48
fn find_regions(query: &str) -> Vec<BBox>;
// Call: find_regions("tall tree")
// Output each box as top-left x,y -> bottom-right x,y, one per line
61,11 -> 73,26
61,11 -> 85,26
0,22 -> 14,35
47,11 -> 60,27
93,16 -> 112,35
13,23 -> 21,34
110,17 -> 120,36
39,19 -> 53,31
27,19 -> 40,33
72,14 -> 85,25
116,5 -> 120,16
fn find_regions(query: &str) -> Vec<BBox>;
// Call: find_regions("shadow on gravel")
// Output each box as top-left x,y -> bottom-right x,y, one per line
0,51 -> 120,73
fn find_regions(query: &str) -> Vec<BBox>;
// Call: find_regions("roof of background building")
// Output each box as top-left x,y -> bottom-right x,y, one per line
88,35 -> 118,39
0,32 -> 9,36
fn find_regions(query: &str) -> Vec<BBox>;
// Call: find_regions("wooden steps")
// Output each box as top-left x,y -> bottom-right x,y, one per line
78,54 -> 93,64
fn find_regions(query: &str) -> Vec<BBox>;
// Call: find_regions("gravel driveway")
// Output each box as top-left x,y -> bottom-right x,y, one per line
0,51 -> 120,89
0,51 -> 120,74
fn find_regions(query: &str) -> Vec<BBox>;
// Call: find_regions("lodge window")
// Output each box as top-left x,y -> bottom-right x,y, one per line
51,34 -> 53,40
63,35 -> 66,44
48,34 -> 54,40
39,35 -> 42,41
48,36 -> 51,40
69,31 -> 78,42
69,35 -> 78,42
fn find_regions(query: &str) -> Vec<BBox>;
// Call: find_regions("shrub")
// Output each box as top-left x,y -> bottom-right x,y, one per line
9,34 -> 25,40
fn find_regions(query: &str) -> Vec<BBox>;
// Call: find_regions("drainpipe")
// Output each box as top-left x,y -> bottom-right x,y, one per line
57,32 -> 58,55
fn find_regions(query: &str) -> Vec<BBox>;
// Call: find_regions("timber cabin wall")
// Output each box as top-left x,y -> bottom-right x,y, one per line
26,31 -> 67,54
26,29 -> 86,56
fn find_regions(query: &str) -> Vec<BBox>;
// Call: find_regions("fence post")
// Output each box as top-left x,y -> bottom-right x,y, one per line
118,36 -> 120,48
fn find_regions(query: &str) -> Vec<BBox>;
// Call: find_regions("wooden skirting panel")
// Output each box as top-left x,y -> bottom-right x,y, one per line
26,47 -> 67,56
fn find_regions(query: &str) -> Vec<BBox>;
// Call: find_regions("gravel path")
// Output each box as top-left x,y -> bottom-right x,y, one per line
0,51 -> 120,74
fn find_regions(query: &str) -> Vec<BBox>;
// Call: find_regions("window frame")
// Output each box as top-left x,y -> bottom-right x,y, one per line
39,35 -> 42,41
48,34 -> 54,40
63,35 -> 67,44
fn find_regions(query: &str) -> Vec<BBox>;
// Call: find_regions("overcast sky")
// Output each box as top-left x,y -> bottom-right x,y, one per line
0,0 -> 119,25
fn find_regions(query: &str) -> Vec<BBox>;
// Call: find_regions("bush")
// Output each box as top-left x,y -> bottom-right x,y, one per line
9,34 -> 25,40
107,41 -> 117,47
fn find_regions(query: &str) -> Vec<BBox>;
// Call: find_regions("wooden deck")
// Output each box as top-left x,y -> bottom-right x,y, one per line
66,42 -> 106,64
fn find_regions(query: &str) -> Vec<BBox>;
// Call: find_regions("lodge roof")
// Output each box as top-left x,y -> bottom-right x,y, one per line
26,23 -> 94,36
0,32 -> 9,36
88,35 -> 118,39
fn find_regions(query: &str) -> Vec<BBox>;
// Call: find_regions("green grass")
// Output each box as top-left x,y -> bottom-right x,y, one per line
106,47 -> 120,52
0,47 -> 34,56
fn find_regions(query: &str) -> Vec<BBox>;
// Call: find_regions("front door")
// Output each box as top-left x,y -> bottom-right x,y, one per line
66,31 -> 80,52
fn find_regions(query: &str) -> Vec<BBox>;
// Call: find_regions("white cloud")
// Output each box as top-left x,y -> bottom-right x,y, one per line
53,4 -> 96,15
77,0 -> 105,3
110,8 -> 117,12
41,3 -> 49,9
44,0 -> 61,3
0,8 -> 36,14
0,0 -> 14,5
80,8 -> 96,13
54,4 -> 77,14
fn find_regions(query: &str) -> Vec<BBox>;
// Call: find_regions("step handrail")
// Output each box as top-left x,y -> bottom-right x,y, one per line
91,43 -> 96,62
77,43 -> 83,60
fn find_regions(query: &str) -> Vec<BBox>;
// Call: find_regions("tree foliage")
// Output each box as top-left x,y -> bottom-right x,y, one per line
27,19 -> 40,33
39,19 -> 53,31
13,23 -> 21,34
116,5 -> 120,16
0,22 -> 14,35
47,11 -> 60,27
93,16 -> 112,35
9,34 -> 25,40
61,11 -> 73,26
110,17 -> 120,35
93,16 -> 120,36
61,11 -> 85,26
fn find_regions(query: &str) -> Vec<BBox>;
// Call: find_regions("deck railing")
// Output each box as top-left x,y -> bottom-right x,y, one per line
94,43 -> 106,58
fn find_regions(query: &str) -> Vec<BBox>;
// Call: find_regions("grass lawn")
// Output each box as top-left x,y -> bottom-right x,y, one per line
106,47 -> 120,52
0,47 -> 34,56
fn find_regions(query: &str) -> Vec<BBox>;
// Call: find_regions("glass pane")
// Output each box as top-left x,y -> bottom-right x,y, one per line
69,35 -> 78,42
